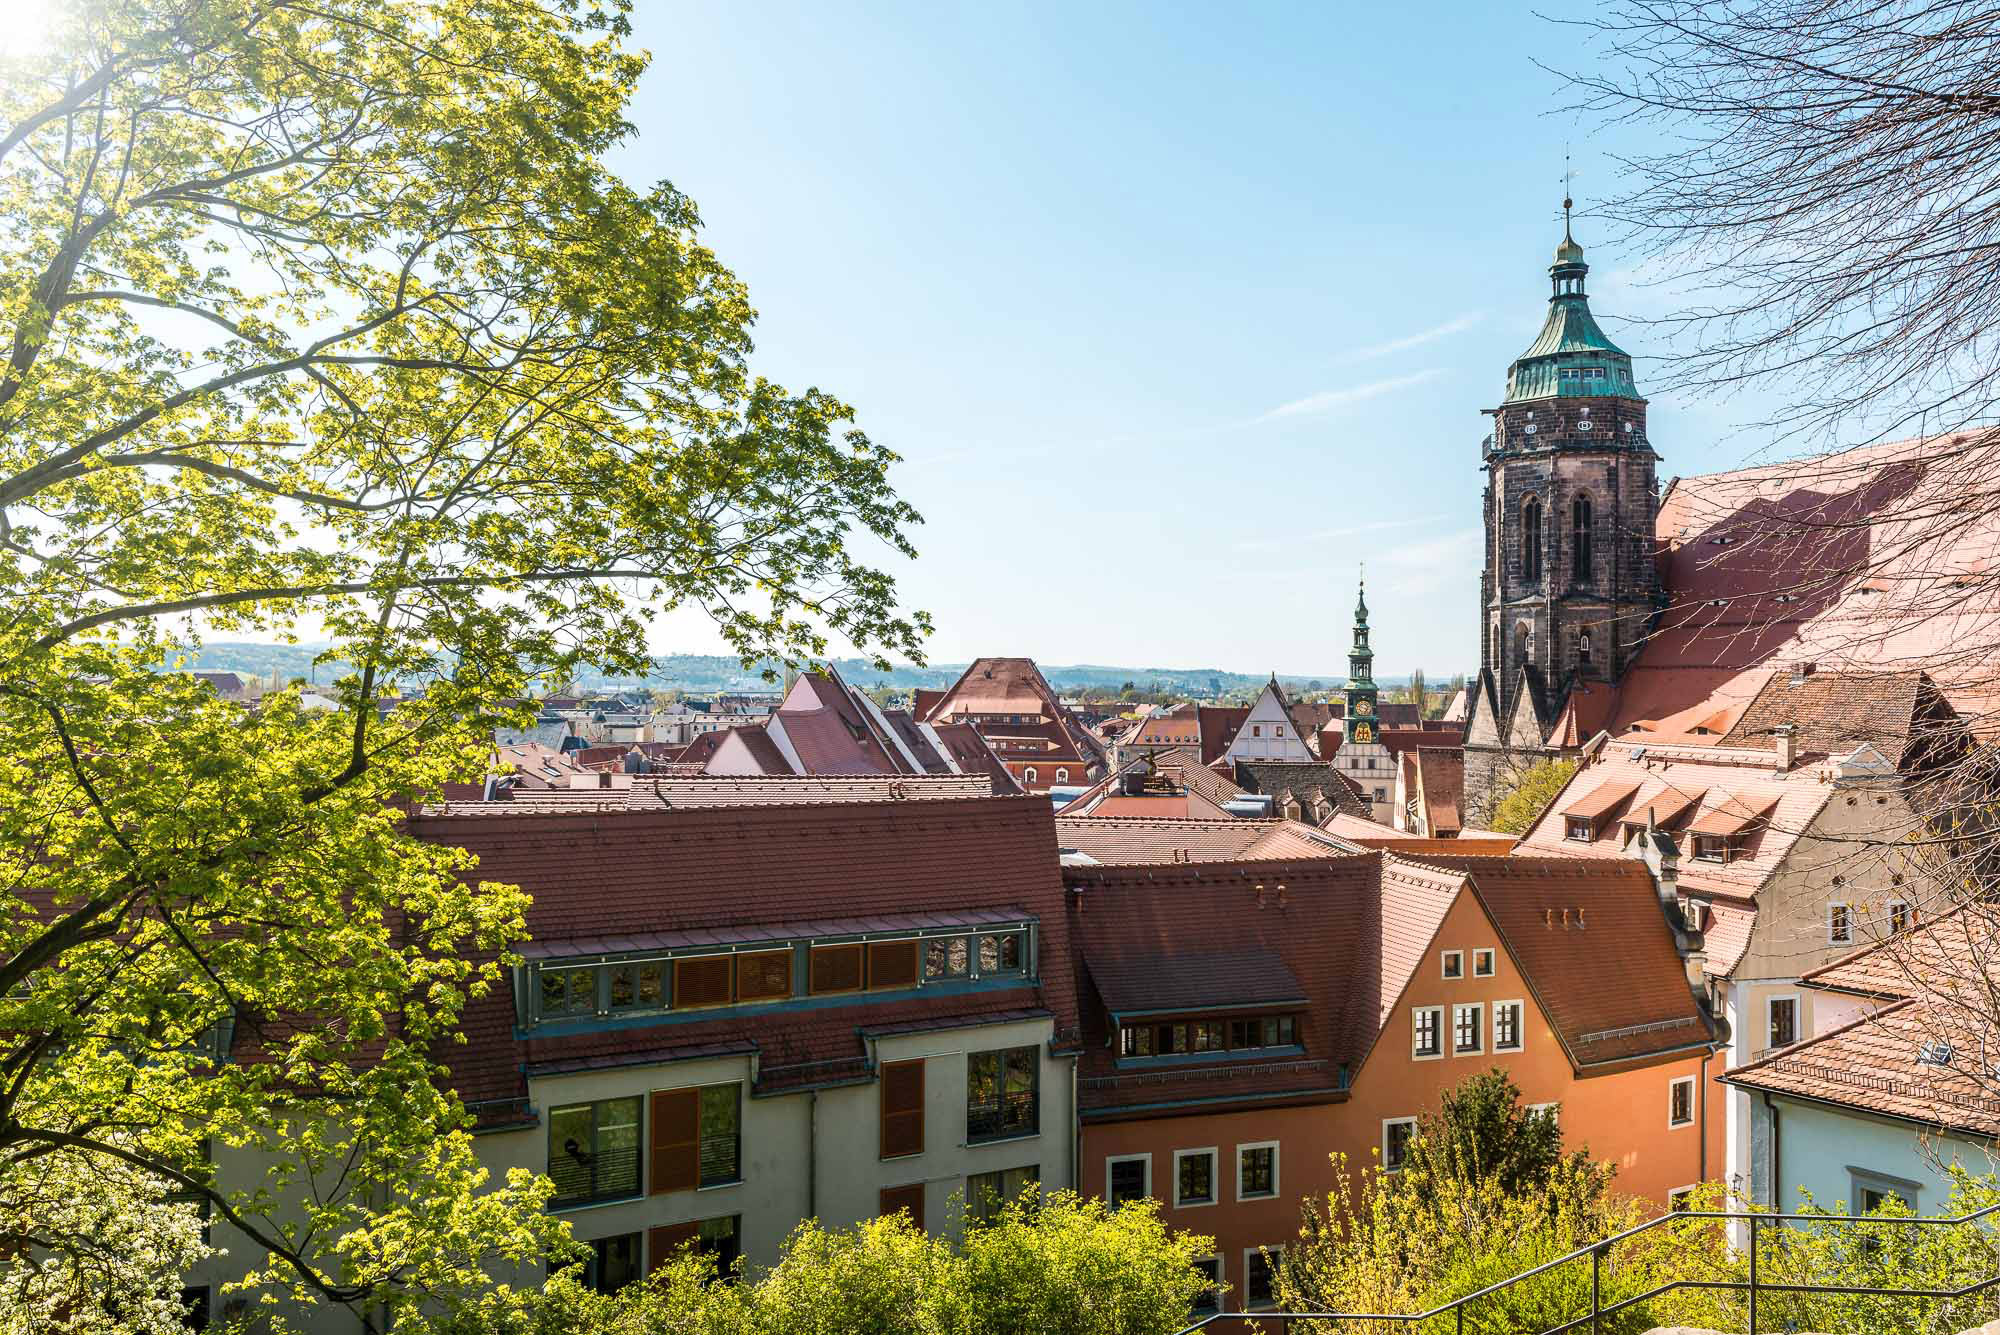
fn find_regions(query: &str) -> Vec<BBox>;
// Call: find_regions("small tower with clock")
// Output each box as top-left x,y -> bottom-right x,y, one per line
1344,574 -> 1379,746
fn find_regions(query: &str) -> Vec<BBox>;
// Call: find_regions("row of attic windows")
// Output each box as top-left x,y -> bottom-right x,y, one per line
525,926 -> 1033,1026
1116,1013 -> 1299,1059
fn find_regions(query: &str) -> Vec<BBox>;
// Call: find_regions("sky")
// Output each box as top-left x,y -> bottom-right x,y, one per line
611,3 -> 1789,680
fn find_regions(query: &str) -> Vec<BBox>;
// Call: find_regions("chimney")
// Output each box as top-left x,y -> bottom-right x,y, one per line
1789,660 -> 1816,685
1774,724 -> 1797,773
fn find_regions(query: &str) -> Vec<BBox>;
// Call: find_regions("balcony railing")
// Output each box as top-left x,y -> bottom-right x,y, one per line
1173,1202 -> 2000,1335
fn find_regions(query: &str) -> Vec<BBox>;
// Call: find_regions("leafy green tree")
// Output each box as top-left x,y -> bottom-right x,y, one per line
1399,1069 -> 1576,1202
0,0 -> 923,1328
1488,758 -> 1579,835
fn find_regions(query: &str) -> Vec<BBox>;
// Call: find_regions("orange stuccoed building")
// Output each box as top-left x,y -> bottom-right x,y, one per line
1064,849 -> 1725,1317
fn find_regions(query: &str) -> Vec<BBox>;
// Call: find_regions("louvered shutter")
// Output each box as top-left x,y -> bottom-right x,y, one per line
647,1220 -> 700,1272
810,944 -> 864,994
879,1058 -> 925,1159
868,939 -> 919,990
879,1183 -> 925,1231
674,956 -> 733,1008
736,950 -> 792,1001
649,1089 -> 699,1194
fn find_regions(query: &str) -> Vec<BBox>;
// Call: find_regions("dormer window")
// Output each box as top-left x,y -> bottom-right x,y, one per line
1692,834 -> 1736,863
1565,817 -> 1592,842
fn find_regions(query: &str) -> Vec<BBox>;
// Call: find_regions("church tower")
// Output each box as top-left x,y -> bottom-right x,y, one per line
1477,205 -> 1660,742
1344,575 -> 1379,745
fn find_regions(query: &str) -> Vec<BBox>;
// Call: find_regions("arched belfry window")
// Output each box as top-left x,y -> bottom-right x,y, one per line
1515,621 -> 1533,665
1571,493 -> 1593,576
1521,497 -> 1543,582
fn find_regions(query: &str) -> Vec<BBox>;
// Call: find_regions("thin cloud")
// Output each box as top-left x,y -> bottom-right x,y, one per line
1344,311 -> 1485,362
1234,515 -> 1446,554
1260,368 -> 1445,421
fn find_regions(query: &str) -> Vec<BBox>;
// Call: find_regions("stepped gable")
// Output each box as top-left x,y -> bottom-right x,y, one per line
413,792 -> 1075,1124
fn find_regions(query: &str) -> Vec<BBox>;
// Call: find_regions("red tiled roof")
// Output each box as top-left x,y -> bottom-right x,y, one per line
1400,854 -> 1719,1066
1055,816 -> 1359,865
410,795 -> 1077,1110
1381,729 -> 1465,756
1802,902 -> 1979,1001
1686,792 -> 1777,836
1563,779 -> 1642,822
1197,706 -> 1251,763
1616,783 -> 1707,830
1088,947 -> 1307,1016
1724,998 -> 2000,1136
1415,747 -> 1464,835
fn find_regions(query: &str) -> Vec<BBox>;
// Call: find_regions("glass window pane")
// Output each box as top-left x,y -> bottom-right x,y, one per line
548,1105 -> 595,1202
598,1097 -> 640,1198
609,965 -> 635,1009
638,964 -> 664,1007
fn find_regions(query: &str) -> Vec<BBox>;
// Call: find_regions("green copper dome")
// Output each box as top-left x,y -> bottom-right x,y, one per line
1502,225 -> 1640,405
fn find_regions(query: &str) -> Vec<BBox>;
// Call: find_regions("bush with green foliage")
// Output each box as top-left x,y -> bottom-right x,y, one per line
451,1189 -> 1214,1335
1488,759 -> 1579,835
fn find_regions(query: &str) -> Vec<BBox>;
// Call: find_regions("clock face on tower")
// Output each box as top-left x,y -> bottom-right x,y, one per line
1353,722 -> 1374,744
1355,698 -> 1374,716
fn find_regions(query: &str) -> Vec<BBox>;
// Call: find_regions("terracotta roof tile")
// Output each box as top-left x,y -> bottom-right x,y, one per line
1055,816 -> 1359,865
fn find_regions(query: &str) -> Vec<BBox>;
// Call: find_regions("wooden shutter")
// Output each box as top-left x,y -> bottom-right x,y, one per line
810,943 -> 864,994
879,1183 -> 925,1231
674,955 -> 733,1008
649,1089 -> 699,1194
737,949 -> 792,1001
879,1058 -> 925,1159
647,1220 -> 700,1272
868,939 -> 919,990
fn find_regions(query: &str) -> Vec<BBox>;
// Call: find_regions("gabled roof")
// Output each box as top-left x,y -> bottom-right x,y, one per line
1723,997 -> 2000,1137
1059,746 -> 1246,819
1401,853 -> 1719,1066
1721,669 -> 1952,770
1232,760 -> 1370,822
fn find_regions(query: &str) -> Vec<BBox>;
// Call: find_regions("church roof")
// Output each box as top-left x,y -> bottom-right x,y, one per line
1503,227 -> 1640,404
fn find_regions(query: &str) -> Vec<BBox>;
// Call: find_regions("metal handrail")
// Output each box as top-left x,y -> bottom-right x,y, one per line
1174,1201 -> 2000,1335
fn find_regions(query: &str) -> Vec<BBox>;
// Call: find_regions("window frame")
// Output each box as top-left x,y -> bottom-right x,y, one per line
966,1044 -> 1040,1145
1668,1075 -> 1696,1129
1473,948 -> 1496,978
1441,950 -> 1464,980
1172,1146 -> 1219,1209
1243,1246 -> 1282,1311
1828,901 -> 1853,946
1767,993 -> 1800,1053
1235,1141 -> 1280,1202
1492,998 -> 1525,1053
1106,1153 -> 1151,1209
1888,898 -> 1913,934
583,1231 -> 644,1295
1453,1001 -> 1485,1056
547,1095 -> 643,1210
1189,1255 -> 1222,1318
1382,1117 -> 1417,1173
1412,1005 -> 1444,1060
1526,1101 -> 1561,1127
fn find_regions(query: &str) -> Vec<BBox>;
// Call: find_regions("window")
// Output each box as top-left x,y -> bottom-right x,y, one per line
1571,493 -> 1593,573
1383,1118 -> 1417,1172
924,936 -> 971,980
1237,1142 -> 1279,1200
540,965 -> 597,1017
1412,1006 -> 1443,1059
878,1184 -> 925,1231
1890,899 -> 1913,934
1454,1003 -> 1484,1055
1190,1257 -> 1221,1317
1244,1248 -> 1280,1310
1055,768 -> 1068,784
1473,949 -> 1495,978
1374,785 -> 1387,800
1565,816 -> 1592,842
809,943 -> 865,995
1767,995 -> 1798,1052
676,955 -> 733,1007
1441,950 -> 1464,980
1224,1015 -> 1296,1050
1174,1148 -> 1217,1207
1527,1101 -> 1561,1126
1493,1000 -> 1524,1052
967,1045 -> 1038,1142
880,1059 -> 924,1159
585,1232 -> 643,1294
1521,496 -> 1543,581
549,1096 -> 641,1207
1669,1186 -> 1697,1213
1107,1154 -> 1151,1208
966,1164 -> 1038,1223
648,1215 -> 741,1278
1579,630 -> 1594,666
648,1083 -> 740,1194
1692,833 -> 1733,863
1828,902 -> 1853,945
607,961 -> 666,1012
979,931 -> 1026,975
1669,1076 -> 1695,1128
736,950 -> 792,1002
1251,725 -> 1261,737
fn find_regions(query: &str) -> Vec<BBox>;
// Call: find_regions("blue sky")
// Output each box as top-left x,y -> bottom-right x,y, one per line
617,3 -> 1775,679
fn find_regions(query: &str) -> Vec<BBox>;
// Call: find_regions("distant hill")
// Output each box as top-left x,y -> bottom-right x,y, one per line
174,643 -> 1443,698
